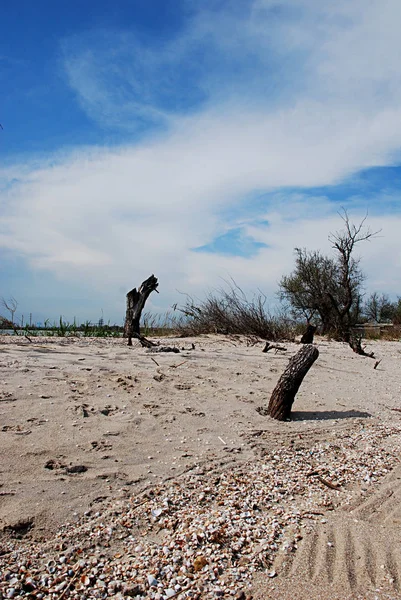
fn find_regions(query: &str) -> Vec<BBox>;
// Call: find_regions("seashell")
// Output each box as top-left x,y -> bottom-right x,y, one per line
54,581 -> 67,592
81,574 -> 90,586
147,574 -> 158,587
0,414 -> 400,600
193,555 -> 208,571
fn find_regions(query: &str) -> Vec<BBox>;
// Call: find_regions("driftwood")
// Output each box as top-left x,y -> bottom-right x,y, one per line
349,330 -> 375,358
262,342 -> 287,353
124,275 -> 159,346
131,332 -> 179,354
267,344 -> 319,421
132,332 -> 157,348
300,324 -> 316,344
146,347 -> 180,354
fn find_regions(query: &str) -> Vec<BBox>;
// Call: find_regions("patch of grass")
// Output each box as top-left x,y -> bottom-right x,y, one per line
0,317 -> 124,338
41,317 -> 78,337
86,322 -> 121,338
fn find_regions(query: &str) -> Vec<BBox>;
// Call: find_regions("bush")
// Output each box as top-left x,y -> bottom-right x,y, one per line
0,315 -> 14,330
176,283 -> 296,341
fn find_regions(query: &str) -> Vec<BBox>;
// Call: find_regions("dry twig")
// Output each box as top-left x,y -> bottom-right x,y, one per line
169,361 -> 188,369
316,475 -> 341,491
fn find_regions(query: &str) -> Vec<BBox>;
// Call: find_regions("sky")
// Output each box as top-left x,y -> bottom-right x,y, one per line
1,0 -> 401,325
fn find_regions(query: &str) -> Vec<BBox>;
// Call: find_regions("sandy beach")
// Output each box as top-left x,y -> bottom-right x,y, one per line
1,334 -> 401,599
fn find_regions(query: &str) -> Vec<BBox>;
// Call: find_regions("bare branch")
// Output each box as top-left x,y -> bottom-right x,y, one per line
329,209 -> 381,252
1,296 -> 18,325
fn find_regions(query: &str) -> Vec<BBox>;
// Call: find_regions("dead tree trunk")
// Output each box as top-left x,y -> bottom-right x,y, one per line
267,344 -> 319,421
124,275 -> 159,346
300,324 -> 316,344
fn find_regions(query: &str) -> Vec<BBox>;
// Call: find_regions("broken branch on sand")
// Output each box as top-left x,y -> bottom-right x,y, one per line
262,342 -> 287,353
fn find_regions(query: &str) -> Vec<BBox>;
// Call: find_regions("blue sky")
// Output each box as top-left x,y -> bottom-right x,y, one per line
1,0 -> 401,324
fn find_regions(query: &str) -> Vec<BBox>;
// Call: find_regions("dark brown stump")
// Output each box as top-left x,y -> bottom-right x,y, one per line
267,344 -> 319,421
124,275 -> 159,346
300,324 -> 316,344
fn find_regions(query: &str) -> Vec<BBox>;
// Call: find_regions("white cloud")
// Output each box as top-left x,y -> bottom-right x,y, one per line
1,0 -> 401,319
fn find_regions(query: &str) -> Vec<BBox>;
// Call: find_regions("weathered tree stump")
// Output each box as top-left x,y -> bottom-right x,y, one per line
267,344 -> 319,421
300,324 -> 316,344
124,275 -> 159,346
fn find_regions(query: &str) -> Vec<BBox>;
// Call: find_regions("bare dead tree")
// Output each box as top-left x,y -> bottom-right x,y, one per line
327,210 -> 380,342
124,275 -> 159,346
0,297 -> 32,342
1,296 -> 18,326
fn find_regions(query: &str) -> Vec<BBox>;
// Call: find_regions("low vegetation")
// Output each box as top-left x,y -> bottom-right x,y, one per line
175,283 -> 297,341
0,316 -> 122,338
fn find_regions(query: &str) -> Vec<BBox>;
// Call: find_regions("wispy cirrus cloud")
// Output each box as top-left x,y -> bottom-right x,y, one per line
61,0 -> 401,131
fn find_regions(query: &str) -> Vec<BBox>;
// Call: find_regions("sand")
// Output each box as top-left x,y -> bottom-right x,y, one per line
1,334 -> 401,598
